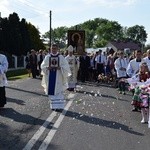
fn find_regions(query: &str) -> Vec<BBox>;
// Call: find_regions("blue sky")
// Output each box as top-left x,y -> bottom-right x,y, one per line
0,0 -> 150,45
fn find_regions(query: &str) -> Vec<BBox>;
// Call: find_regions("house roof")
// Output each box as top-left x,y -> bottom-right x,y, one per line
107,41 -> 141,50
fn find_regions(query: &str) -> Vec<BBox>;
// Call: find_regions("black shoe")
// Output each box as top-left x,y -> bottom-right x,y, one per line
67,88 -> 70,91
70,88 -> 74,91
122,92 -> 126,95
0,105 -> 4,109
54,109 -> 63,112
132,108 -> 138,112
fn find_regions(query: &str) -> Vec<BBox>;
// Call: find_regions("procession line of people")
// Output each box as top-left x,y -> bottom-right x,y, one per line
1,46 -> 150,128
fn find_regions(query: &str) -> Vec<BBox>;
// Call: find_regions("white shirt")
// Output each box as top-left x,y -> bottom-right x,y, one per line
114,57 -> 128,78
126,58 -> 143,77
95,54 -> 106,65
142,56 -> 150,70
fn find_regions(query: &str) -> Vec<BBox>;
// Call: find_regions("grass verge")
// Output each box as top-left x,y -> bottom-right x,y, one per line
7,69 -> 28,80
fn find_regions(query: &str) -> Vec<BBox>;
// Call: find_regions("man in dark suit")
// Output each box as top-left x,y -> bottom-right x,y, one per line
79,52 -> 90,82
29,49 -> 38,78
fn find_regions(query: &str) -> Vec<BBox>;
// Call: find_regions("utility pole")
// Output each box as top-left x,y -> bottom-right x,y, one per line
49,10 -> 52,48
141,34 -> 144,52
75,25 -> 78,30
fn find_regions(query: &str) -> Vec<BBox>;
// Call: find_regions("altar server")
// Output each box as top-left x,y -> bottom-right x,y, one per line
65,45 -> 79,91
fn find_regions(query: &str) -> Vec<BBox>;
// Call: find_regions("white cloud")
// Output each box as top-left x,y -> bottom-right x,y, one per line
0,0 -> 11,17
83,0 -> 137,7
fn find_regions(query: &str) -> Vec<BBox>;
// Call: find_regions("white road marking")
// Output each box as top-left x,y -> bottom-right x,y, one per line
23,93 -> 75,150
38,94 -> 75,150
22,111 -> 57,150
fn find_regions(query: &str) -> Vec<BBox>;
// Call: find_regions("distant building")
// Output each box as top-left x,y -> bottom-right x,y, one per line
106,41 -> 141,53
86,47 -> 107,54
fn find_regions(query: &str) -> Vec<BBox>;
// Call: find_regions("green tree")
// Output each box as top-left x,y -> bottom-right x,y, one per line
42,18 -> 148,50
96,21 -> 123,45
8,12 -> 23,55
85,29 -> 95,48
27,23 -> 45,51
20,18 -> 31,54
0,12 -> 45,55
144,44 -> 150,52
127,25 -> 147,47
0,17 -> 9,52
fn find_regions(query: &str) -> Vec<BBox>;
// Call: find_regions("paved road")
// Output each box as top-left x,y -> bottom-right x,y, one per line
0,78 -> 150,150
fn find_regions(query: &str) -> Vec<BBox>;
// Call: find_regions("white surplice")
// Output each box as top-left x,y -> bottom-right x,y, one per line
143,56 -> 150,70
65,55 -> 78,88
126,58 -> 143,77
0,54 -> 8,87
114,57 -> 128,78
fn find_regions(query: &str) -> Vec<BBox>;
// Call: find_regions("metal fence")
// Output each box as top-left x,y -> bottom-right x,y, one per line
7,55 -> 26,70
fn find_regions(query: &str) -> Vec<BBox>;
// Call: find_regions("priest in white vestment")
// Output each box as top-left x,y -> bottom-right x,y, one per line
0,52 -> 8,108
41,44 -> 71,110
65,45 -> 79,91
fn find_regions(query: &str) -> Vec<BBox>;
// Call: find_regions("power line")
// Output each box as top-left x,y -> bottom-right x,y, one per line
15,0 -> 48,15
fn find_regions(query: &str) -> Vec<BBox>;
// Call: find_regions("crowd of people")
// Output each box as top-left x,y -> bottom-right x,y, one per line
1,45 -> 150,128
23,46 -> 150,127
25,49 -> 48,78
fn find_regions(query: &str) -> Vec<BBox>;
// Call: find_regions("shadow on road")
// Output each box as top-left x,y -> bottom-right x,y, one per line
65,110 -> 144,136
0,108 -> 53,129
6,86 -> 47,97
7,97 -> 25,105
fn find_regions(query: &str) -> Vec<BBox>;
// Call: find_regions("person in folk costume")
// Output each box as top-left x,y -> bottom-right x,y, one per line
114,51 -> 128,95
126,50 -> 143,111
0,52 -> 8,108
143,49 -> 150,70
41,44 -> 71,110
130,62 -> 150,123
105,53 -> 115,81
65,45 -> 79,91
